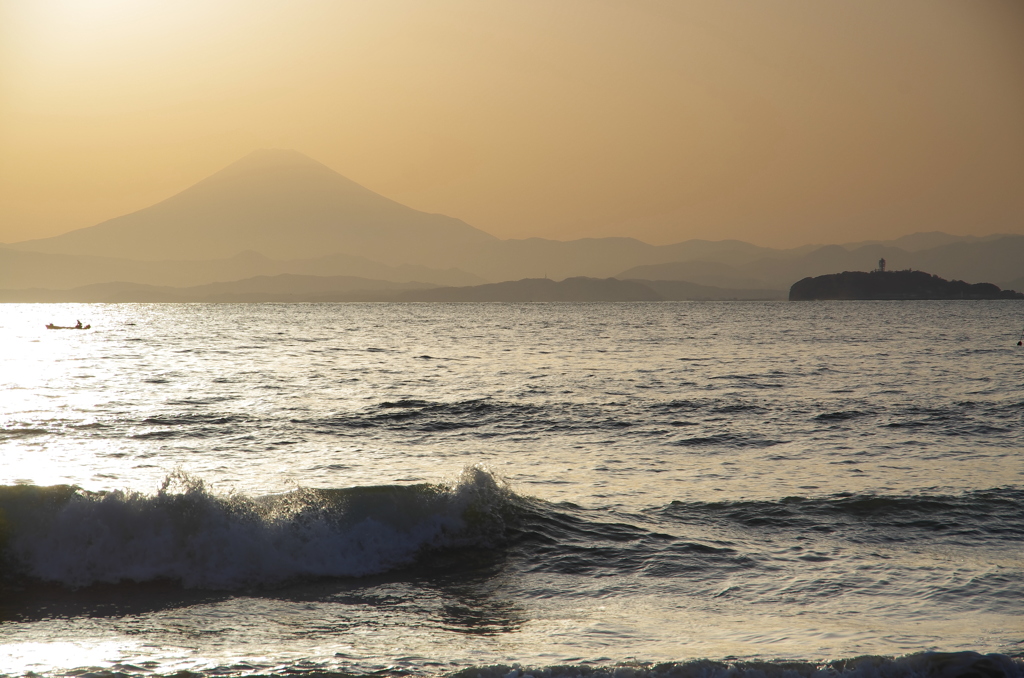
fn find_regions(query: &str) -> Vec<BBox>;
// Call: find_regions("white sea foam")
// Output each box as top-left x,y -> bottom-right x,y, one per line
4,465 -> 512,589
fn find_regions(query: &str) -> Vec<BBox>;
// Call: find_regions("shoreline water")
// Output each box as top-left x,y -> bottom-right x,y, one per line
2,302 -> 1022,676
3,648 -> 1022,678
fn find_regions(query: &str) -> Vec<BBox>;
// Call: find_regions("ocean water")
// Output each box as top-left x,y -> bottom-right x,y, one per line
1,301 -> 1022,678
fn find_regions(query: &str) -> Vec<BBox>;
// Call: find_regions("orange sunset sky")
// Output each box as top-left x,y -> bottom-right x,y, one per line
1,0 -> 1023,248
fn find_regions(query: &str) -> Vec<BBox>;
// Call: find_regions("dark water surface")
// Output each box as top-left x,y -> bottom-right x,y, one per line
1,302 -> 1022,677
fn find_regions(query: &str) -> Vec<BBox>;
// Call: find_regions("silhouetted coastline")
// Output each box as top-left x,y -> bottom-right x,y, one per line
0,275 -> 783,303
789,269 -> 1024,300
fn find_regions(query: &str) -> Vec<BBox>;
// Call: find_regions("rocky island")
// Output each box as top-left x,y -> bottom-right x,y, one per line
790,261 -> 1024,300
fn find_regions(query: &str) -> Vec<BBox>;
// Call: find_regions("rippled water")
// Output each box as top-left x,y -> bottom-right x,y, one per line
1,302 -> 1022,678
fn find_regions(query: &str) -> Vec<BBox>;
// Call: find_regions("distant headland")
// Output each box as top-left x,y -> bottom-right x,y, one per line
790,261 -> 1024,300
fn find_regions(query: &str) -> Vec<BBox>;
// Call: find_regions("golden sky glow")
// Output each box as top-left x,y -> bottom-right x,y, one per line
2,0 -> 1023,247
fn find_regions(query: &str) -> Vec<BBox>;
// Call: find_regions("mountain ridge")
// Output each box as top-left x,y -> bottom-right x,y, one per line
8,149 -> 497,264
5,149 -> 1022,290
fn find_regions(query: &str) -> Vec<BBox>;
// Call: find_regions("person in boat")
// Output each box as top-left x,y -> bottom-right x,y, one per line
75,320 -> 82,329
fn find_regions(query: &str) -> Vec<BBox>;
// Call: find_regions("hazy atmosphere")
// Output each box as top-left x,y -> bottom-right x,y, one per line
3,0 -> 1024,247
3,4 -> 1024,678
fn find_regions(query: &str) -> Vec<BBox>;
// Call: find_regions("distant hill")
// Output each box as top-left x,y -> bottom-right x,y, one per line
839,231 -> 1006,252
615,235 -> 1024,292
392,277 -> 779,302
7,149 -> 497,265
789,270 -> 1024,300
454,237 -> 813,282
909,236 -> 1024,286
0,274 -> 784,303
395,277 -> 663,302
614,260 -> 768,289
631,279 -> 782,301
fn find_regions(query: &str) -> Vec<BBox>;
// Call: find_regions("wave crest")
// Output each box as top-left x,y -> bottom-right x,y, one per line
0,465 -> 515,589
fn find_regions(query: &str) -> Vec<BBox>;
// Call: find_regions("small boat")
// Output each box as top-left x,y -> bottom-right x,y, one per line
46,323 -> 91,330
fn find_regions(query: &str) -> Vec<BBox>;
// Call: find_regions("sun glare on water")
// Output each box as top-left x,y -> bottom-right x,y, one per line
0,640 -> 193,676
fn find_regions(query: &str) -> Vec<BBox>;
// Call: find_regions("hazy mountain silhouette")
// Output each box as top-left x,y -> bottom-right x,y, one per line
908,236 -> 1024,284
615,260 -> 768,289
394,277 -> 663,302
630,279 -> 782,300
6,149 -> 811,279
839,231 -> 1006,252
5,148 -> 1021,290
614,236 -> 1024,291
448,237 -> 791,282
9,149 -> 497,264
745,237 -> 1024,289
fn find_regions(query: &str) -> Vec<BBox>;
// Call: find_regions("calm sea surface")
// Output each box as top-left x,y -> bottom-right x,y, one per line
1,302 -> 1022,678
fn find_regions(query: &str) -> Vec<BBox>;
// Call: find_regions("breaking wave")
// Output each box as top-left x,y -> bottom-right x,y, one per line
0,465 -> 516,589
